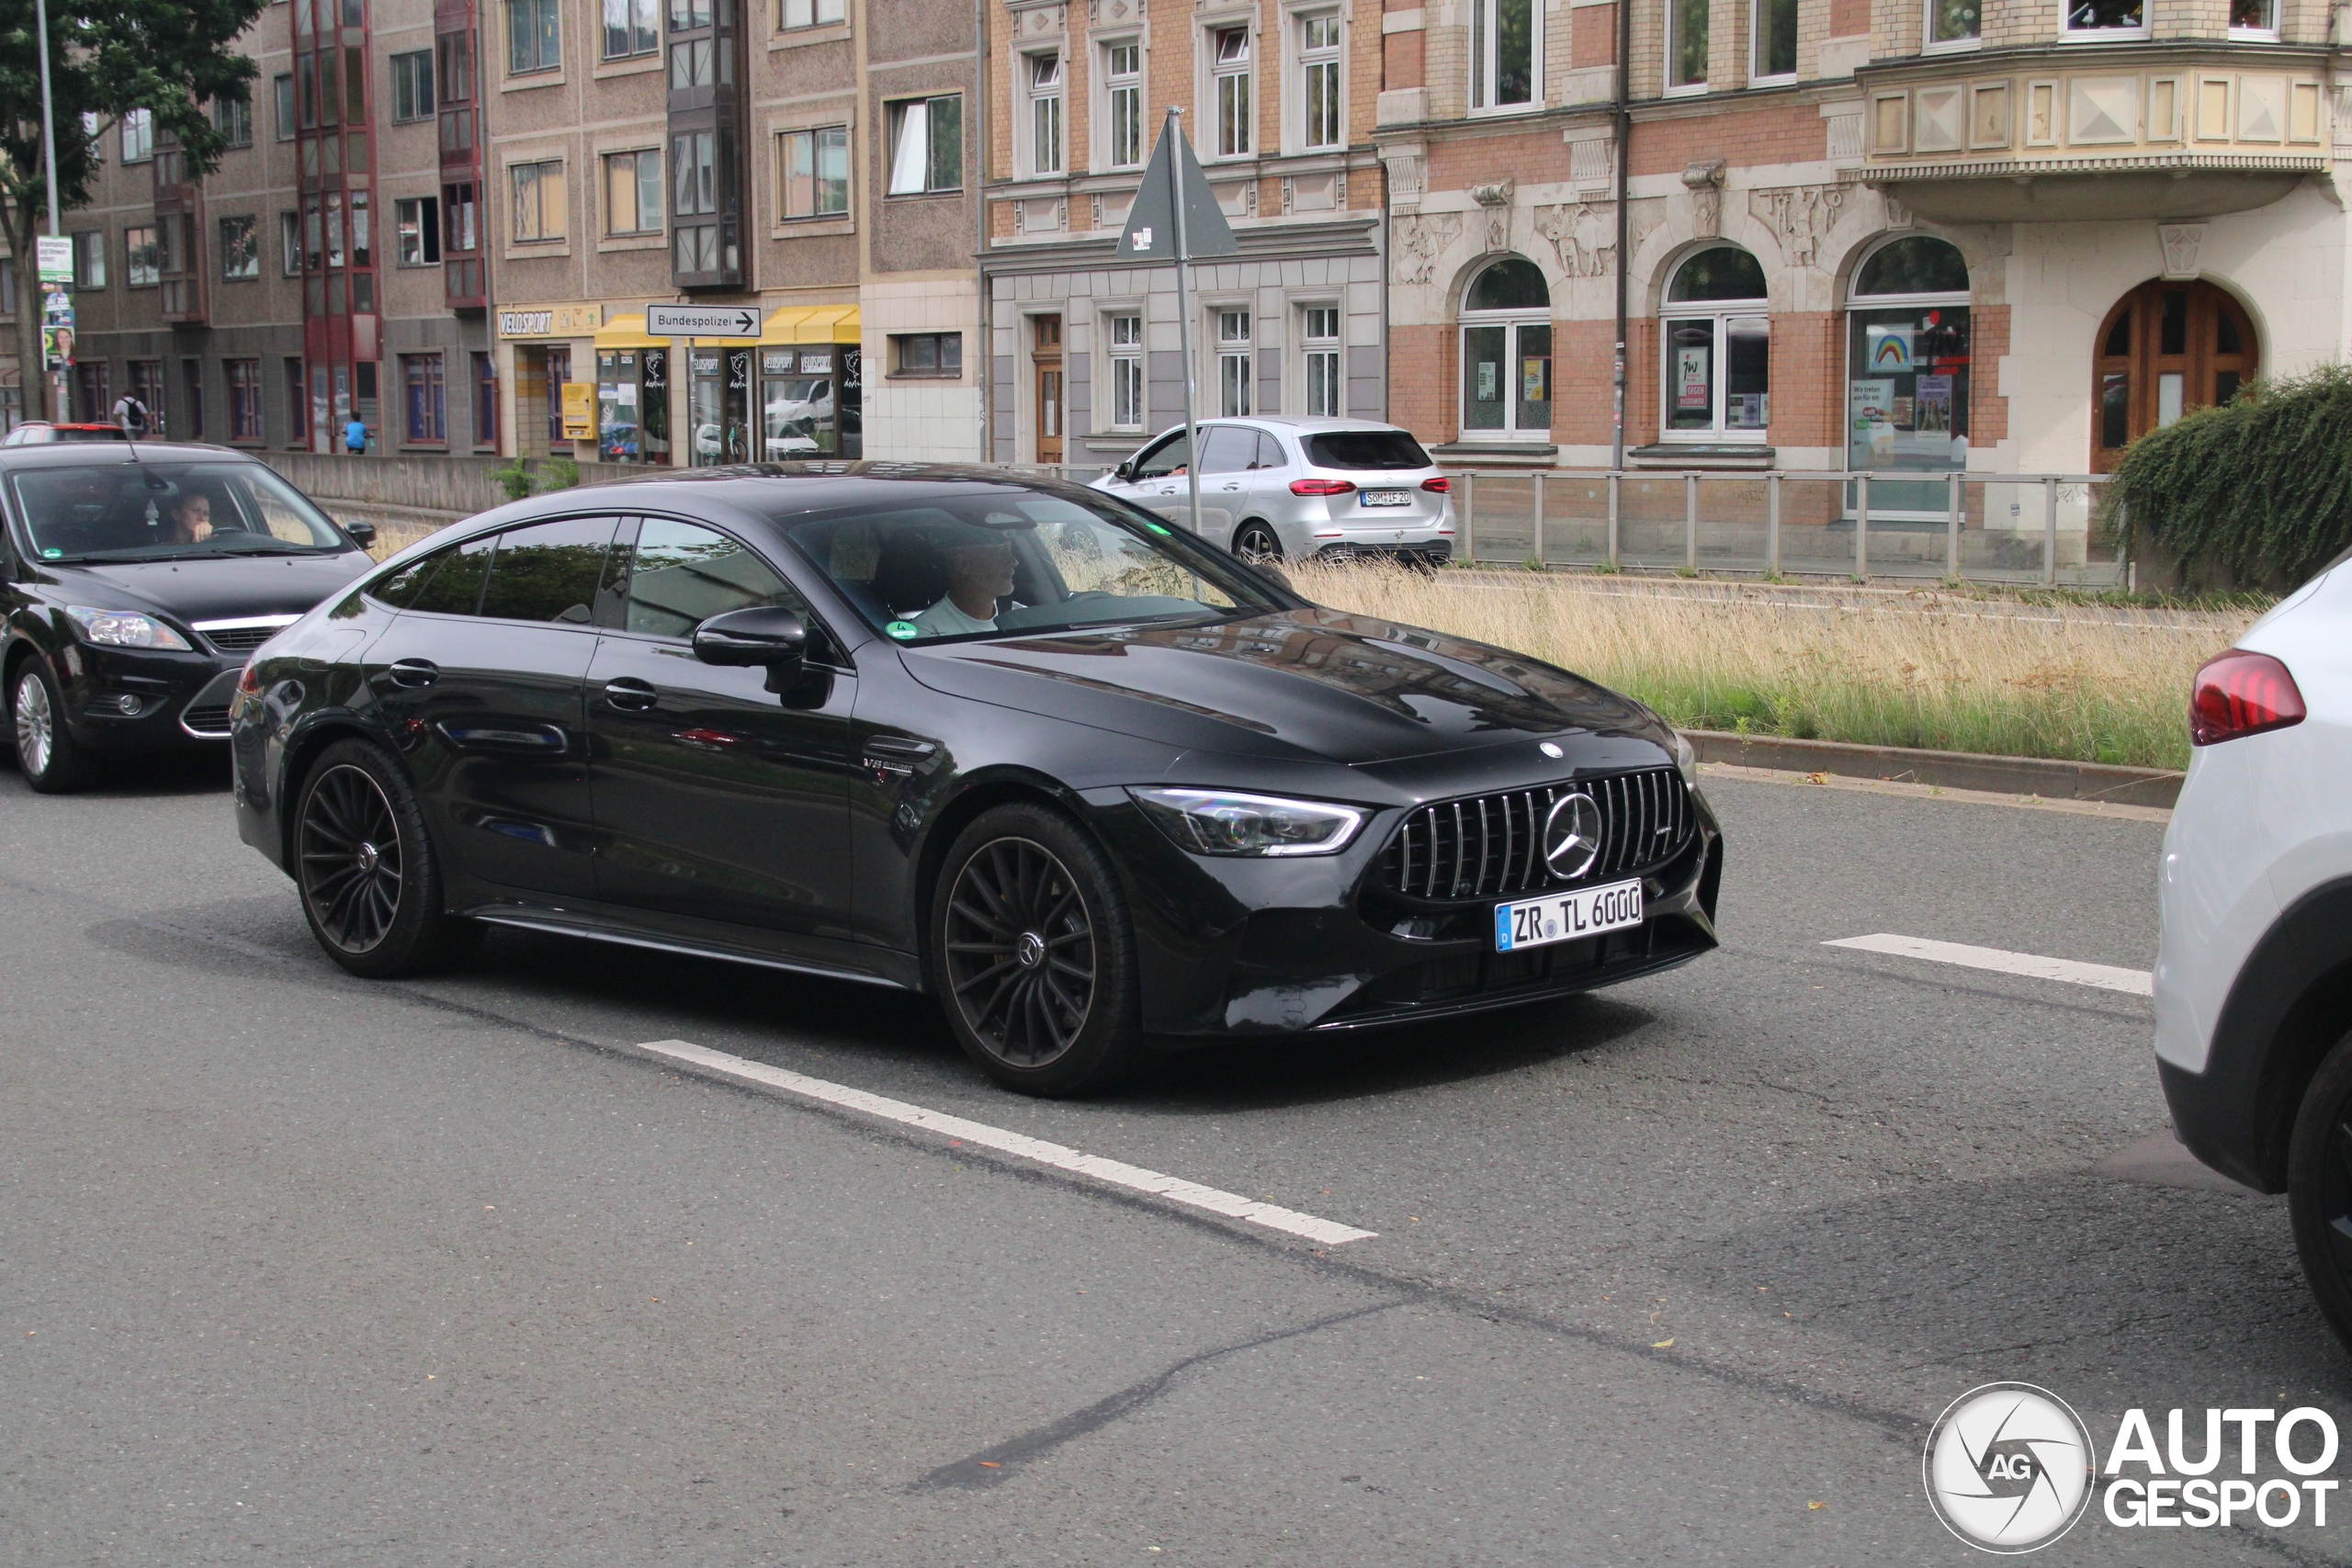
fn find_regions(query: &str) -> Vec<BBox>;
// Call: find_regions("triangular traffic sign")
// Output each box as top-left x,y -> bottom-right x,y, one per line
1115,119 -> 1238,262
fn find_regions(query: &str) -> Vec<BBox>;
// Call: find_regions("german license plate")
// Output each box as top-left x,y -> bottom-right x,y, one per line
1360,489 -> 1411,506
1494,878 -> 1644,953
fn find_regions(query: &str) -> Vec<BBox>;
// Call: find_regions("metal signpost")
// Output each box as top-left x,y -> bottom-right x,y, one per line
33,0 -> 66,421
647,305 -> 763,466
1115,109 -> 1236,538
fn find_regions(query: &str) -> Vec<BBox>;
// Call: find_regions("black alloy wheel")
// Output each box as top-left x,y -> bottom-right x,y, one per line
2289,1032 -> 2352,1354
1232,521 -> 1283,565
294,739 -> 480,977
933,803 -> 1143,1095
13,660 -> 91,793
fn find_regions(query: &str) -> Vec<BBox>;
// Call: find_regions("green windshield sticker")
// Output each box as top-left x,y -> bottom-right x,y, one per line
1143,522 -> 1171,536
40,547 -> 60,558
885,619 -> 920,640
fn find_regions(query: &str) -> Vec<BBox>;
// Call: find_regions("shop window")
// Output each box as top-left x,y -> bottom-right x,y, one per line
1661,245 -> 1767,442
1469,0 -> 1535,110
1459,256 -> 1552,439
599,347 -> 671,463
761,345 -> 838,459
1846,234 -> 1971,510
688,345 -> 750,465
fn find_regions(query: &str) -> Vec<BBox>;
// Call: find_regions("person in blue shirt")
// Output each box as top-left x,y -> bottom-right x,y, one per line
344,416 -> 368,455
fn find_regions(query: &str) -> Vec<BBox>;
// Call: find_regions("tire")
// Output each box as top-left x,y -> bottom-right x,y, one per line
293,738 -> 480,977
1232,521 -> 1283,565
931,802 -> 1145,1097
2288,1032 -> 2352,1354
12,659 -> 91,794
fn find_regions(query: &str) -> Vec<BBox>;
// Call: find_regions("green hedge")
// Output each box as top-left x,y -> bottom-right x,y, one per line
2109,363 -> 2352,589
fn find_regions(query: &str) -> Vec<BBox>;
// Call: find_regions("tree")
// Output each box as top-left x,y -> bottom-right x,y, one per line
0,0 -> 265,420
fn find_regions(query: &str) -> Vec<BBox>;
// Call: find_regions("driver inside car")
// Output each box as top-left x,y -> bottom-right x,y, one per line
910,534 -> 1018,637
161,491 -> 214,545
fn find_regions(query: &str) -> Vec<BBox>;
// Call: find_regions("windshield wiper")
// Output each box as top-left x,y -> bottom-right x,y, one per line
202,540 -> 315,556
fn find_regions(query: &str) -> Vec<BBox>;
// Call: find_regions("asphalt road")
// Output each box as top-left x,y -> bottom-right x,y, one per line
1,757 -> 2340,1566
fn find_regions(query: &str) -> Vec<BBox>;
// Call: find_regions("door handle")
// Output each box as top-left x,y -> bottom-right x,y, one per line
387,658 -> 438,688
603,677 -> 659,712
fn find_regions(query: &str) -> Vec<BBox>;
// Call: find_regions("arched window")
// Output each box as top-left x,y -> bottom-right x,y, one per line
1460,257 -> 1551,439
1661,245 -> 1768,442
1846,234 -> 1970,513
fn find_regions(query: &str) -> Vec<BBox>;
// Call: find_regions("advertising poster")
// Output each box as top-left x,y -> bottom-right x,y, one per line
1676,347 -> 1710,411
1915,373 -> 1954,434
1521,356 -> 1549,404
40,285 -> 73,369
1476,360 -> 1498,401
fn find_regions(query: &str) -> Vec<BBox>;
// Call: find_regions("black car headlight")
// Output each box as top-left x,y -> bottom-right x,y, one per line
1127,786 -> 1367,857
66,605 -> 192,650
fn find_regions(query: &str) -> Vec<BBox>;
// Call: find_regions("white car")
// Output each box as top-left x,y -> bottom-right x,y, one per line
2155,559 -> 2352,1346
1091,416 -> 1455,566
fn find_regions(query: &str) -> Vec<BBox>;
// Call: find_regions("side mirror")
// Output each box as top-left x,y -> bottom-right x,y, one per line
1113,461 -> 1133,483
342,519 -> 378,548
694,605 -> 808,668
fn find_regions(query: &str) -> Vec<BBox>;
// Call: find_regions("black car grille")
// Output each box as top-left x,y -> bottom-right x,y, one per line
1378,768 -> 1695,902
201,626 -> 281,653
180,703 -> 233,737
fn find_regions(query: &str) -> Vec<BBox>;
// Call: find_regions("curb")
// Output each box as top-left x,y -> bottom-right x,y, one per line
1684,729 -> 2183,808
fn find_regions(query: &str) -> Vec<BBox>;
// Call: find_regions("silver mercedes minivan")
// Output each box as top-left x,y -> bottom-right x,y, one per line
1090,416 -> 1455,565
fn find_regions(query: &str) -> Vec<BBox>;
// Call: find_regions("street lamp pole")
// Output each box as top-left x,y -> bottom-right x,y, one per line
34,0 -> 64,422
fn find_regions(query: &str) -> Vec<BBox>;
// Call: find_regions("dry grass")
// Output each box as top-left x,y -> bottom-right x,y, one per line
1286,561 -> 2259,771
358,515 -> 447,561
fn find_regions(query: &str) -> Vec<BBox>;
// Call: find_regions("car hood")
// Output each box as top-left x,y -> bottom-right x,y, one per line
46,552 -> 373,626
899,607 -> 1674,768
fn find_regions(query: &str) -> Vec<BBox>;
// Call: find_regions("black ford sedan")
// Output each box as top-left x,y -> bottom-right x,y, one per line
232,466 -> 1720,1094
0,443 -> 376,790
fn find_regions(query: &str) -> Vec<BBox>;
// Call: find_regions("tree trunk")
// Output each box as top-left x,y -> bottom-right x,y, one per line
8,199 -> 51,423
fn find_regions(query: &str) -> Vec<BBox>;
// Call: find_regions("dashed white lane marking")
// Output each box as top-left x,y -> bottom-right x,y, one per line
1822,933 -> 2153,997
635,1038 -> 1378,1246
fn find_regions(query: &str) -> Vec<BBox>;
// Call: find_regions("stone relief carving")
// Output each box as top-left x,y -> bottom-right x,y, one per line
1683,161 -> 1725,241
1748,186 -> 1848,267
1882,194 -> 1913,229
1533,202 -> 1615,278
1469,179 -> 1516,254
1394,211 -> 1463,285
2159,221 -> 2207,278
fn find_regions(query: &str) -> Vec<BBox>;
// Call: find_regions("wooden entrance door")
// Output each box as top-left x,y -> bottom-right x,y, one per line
2091,280 -> 2257,472
1033,315 -> 1063,465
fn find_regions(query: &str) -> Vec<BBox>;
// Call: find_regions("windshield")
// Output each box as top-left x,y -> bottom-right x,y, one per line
1306,430 -> 1431,470
11,461 -> 350,562
775,486 -> 1283,646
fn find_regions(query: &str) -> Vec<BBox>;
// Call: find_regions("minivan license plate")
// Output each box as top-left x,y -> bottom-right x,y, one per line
1361,490 -> 1411,506
1494,878 -> 1644,953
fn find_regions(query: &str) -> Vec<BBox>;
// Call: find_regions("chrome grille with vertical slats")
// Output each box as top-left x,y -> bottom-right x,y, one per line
1378,768 -> 1695,901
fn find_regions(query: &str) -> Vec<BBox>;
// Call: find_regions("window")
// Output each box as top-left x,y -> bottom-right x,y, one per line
778,126 -> 848,217
220,216 -> 259,279
1299,14 -> 1342,149
510,159 -> 566,242
125,226 -> 158,288
182,359 -> 203,440
1216,309 -> 1251,416
402,354 -> 448,443
1303,305 -> 1341,417
1104,42 -> 1142,168
407,532 -> 499,615
74,231 -> 105,289
1459,255 -> 1552,438
1662,245 -> 1768,441
1026,53 -> 1063,176
213,96 -> 254,149
1108,312 -> 1144,429
622,519 -> 804,637
605,150 -> 662,234
508,0 -> 561,73
477,518 -> 616,623
891,333 -> 962,376
603,0 -> 657,58
1470,0 -> 1536,109
80,110 -> 100,163
671,130 -> 715,264
279,210 -> 301,275
475,352 -> 499,446
286,357 -> 308,442
1927,0 -> 1980,46
886,95 -> 962,194
396,196 -> 443,263
2064,0 -> 2143,34
1667,0 -> 1707,89
0,260 -> 15,318
120,108 -> 153,164
389,51 -> 434,121
274,74 -> 296,141
229,359 -> 263,441
781,0 -> 844,26
1212,28 -> 1251,156
2230,0 -> 2278,31
1753,0 -> 1795,80
1849,236 -> 1972,508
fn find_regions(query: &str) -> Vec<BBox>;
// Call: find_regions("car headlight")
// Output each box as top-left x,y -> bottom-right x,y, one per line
65,605 -> 191,650
1128,786 -> 1367,857
1673,731 -> 1699,787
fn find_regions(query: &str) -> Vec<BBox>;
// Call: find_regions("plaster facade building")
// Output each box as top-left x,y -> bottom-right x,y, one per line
482,0 -> 982,467
1373,0 -> 2348,552
979,0 -> 1391,471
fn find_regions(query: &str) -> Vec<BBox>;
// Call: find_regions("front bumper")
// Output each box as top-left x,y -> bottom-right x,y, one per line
1096,787 -> 1722,1037
45,640 -> 243,754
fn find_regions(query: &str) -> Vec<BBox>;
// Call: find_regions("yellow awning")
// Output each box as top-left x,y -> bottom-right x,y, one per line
591,312 -> 666,350
761,304 -> 861,344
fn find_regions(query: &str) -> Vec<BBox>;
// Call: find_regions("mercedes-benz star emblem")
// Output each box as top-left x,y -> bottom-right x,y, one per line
1538,741 -> 1565,759
1542,793 -> 1602,880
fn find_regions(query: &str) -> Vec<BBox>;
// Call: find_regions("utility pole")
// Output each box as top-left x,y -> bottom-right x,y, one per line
34,0 -> 65,423
1165,107 -> 1200,539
